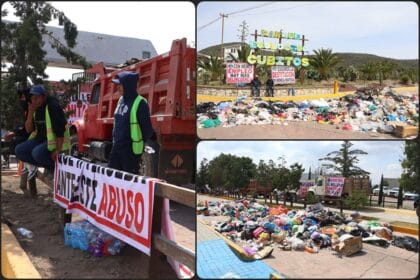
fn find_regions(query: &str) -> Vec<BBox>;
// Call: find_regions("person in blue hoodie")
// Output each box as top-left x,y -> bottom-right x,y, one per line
109,71 -> 154,174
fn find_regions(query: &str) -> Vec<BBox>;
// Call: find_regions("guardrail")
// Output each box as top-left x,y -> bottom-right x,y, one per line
22,169 -> 195,278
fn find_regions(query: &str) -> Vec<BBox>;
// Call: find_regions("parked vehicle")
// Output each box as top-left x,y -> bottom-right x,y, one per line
388,187 -> 400,198
244,179 -> 271,198
372,186 -> 391,196
70,38 -> 196,186
404,192 -> 419,200
298,175 -> 370,201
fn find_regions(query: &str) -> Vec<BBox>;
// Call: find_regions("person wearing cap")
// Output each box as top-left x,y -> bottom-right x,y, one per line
109,71 -> 154,174
15,84 -> 69,179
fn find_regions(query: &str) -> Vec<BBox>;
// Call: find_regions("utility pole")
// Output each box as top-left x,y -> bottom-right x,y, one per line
220,13 -> 228,61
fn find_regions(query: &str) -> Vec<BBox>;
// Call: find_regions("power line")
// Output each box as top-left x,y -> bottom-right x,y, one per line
198,16 -> 221,31
226,2 -> 275,16
198,2 -> 275,31
230,2 -> 320,17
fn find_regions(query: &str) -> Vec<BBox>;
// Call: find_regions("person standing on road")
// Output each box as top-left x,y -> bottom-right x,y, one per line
109,71 -> 154,174
250,75 -> 261,97
265,77 -> 274,97
15,84 -> 70,179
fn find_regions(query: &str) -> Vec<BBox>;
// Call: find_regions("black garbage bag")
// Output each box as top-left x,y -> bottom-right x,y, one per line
392,236 -> 419,252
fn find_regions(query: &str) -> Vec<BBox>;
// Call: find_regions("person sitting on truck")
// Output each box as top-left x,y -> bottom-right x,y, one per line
15,84 -> 70,179
109,71 -> 154,174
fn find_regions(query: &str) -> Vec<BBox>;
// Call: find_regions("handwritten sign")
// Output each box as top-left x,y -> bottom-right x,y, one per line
272,66 -> 296,84
225,63 -> 254,84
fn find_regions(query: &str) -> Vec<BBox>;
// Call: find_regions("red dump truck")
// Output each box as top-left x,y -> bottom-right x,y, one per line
243,179 -> 272,197
69,38 -> 196,186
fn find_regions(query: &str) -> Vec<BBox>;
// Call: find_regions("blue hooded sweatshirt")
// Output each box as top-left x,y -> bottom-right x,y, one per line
112,71 -> 154,152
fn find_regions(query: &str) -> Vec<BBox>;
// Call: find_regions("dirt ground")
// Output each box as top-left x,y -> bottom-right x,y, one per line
1,174 -> 195,279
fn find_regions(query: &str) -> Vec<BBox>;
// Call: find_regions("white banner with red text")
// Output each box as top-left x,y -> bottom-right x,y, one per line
53,154 -> 157,255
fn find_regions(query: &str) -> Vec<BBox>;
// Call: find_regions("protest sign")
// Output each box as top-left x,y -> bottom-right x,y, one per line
271,66 -> 296,84
298,181 -> 314,198
54,154 -> 157,255
325,177 -> 345,197
225,63 -> 254,84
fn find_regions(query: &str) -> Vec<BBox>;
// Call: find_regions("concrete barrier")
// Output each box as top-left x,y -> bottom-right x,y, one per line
1,223 -> 41,278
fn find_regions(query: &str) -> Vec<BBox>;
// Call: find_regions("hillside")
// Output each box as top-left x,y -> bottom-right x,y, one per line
199,43 -> 418,70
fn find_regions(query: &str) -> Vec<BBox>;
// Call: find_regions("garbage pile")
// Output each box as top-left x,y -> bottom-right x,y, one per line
197,199 -> 419,259
197,90 -> 419,136
64,220 -> 125,257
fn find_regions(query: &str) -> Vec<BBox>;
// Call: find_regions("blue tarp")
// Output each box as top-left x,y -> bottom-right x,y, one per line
198,238 -> 281,279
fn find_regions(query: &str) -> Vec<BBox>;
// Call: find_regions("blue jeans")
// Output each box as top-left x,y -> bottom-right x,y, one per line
15,140 -> 55,171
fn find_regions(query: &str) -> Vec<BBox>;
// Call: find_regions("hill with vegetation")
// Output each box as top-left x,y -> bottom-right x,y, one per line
199,42 -> 418,70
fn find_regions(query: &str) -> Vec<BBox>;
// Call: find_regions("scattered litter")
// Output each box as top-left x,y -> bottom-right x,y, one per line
198,199 -> 418,258
197,89 -> 419,138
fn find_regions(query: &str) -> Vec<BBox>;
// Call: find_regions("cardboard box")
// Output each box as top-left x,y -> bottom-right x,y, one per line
394,125 -> 418,138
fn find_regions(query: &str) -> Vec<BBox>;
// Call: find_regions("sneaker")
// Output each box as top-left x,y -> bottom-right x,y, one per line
27,165 -> 38,181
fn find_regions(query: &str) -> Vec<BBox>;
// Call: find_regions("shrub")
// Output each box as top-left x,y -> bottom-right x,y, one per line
400,75 -> 410,85
344,189 -> 368,210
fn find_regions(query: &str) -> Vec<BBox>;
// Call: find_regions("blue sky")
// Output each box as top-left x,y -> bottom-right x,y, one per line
197,1 -> 418,59
197,141 -> 406,185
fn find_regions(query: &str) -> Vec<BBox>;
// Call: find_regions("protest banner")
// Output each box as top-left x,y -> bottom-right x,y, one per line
325,177 -> 345,197
225,63 -> 254,84
298,181 -> 314,198
271,66 -> 296,84
53,154 -> 157,255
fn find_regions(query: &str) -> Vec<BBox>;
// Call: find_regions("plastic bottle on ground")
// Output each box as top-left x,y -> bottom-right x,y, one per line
17,227 -> 33,238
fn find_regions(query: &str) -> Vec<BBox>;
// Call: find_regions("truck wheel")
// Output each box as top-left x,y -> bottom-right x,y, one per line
139,140 -> 160,178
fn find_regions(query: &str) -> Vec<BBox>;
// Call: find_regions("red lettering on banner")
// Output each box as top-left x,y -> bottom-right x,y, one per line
115,188 -> 126,224
125,190 -> 134,228
98,183 -> 108,215
107,184 -> 116,219
134,193 -> 144,233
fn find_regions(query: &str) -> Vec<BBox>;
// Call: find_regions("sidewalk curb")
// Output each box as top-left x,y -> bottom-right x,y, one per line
1,223 -> 42,279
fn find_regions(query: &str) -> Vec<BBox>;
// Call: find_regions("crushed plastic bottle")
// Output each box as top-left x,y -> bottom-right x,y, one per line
17,227 -> 33,238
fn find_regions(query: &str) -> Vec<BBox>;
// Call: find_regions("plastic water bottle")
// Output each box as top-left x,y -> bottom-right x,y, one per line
107,239 -> 125,255
17,227 -> 33,238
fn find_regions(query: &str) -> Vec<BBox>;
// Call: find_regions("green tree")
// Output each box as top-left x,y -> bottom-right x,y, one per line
228,44 -> 251,63
197,55 -> 224,82
256,160 -> 271,189
319,141 -> 370,177
378,174 -> 384,206
288,163 -> 304,190
376,60 -> 396,85
359,62 -> 378,81
196,158 -> 209,191
309,48 -> 340,80
400,140 -> 420,193
1,2 -> 90,129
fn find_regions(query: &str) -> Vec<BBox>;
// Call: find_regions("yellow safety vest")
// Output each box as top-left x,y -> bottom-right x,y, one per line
45,105 -> 70,152
130,95 -> 145,155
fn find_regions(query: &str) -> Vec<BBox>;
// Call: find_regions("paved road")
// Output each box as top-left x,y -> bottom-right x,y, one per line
197,194 -> 419,279
198,121 -> 399,140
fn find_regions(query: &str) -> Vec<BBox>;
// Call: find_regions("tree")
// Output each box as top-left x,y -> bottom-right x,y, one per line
288,163 -> 304,190
376,60 -> 396,85
228,44 -> 251,63
308,166 -> 312,180
309,48 -> 340,80
1,2 -> 90,130
237,20 -> 249,43
359,62 -> 378,81
196,158 -> 209,191
400,140 -> 420,193
378,174 -> 384,206
319,141 -> 370,177
197,55 -> 224,82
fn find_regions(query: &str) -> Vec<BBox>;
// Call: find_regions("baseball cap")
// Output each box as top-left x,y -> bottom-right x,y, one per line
29,84 -> 46,96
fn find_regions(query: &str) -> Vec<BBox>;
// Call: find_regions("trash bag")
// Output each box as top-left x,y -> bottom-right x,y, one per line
392,236 -> 419,252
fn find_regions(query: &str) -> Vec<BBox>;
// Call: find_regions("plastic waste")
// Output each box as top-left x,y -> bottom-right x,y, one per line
17,227 -> 33,239
391,236 -> 419,252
